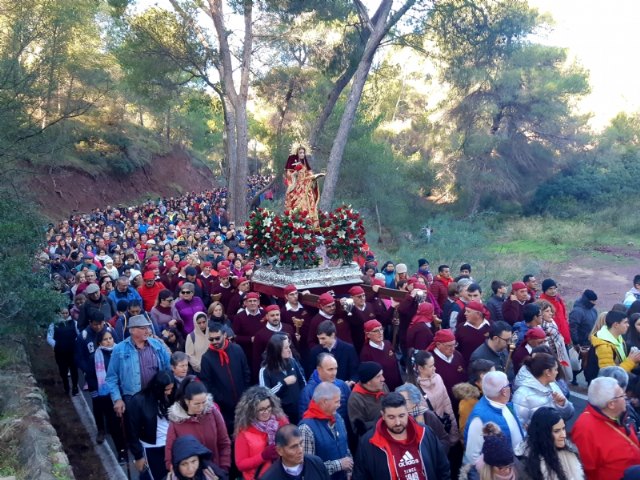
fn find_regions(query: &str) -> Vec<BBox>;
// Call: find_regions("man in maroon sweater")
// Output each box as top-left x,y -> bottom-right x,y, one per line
427,329 -> 467,406
233,291 -> 265,366
360,320 -> 402,391
456,300 -> 492,364
252,305 -> 296,377
307,293 -> 352,350
211,268 -> 235,312
347,285 -> 378,353
280,284 -> 312,357
502,282 -> 529,325
226,276 -> 251,320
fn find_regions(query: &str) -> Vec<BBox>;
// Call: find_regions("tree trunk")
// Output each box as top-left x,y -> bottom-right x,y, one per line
319,0 -> 394,210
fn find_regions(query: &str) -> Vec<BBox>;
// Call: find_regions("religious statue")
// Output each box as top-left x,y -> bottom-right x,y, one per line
284,146 -> 324,228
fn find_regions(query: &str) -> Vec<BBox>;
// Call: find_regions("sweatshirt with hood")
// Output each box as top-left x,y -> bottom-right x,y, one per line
185,312 -> 209,372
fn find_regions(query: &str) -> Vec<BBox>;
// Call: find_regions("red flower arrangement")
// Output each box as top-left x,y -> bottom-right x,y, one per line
319,205 -> 366,264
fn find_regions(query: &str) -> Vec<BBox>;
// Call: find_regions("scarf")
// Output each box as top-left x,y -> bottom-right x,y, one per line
155,304 -> 172,315
302,399 -> 336,424
417,375 -> 435,394
474,456 -> 515,480
209,338 -> 230,365
353,382 -> 385,400
95,346 -> 114,396
252,415 -> 280,445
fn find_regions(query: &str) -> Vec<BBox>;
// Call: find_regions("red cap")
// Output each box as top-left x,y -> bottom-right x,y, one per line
317,293 -> 335,307
512,281 -> 527,291
407,278 -> 417,286
466,301 -> 485,313
148,256 -> 159,262
242,264 -> 253,272
147,262 -> 159,270
525,327 -> 546,340
413,283 -> 427,291
364,319 -> 382,332
218,269 -> 230,277
283,284 -> 297,295
245,292 -> 260,300
235,277 -> 249,286
264,305 -> 280,313
178,260 -> 189,269
164,260 -> 175,269
349,286 -> 365,296
143,271 -> 155,280
372,279 -> 385,288
202,262 -> 212,268
219,261 -> 231,269
427,329 -> 456,351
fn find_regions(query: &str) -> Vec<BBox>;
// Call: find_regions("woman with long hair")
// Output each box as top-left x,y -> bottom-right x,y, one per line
127,370 -> 176,480
258,334 -> 306,423
165,376 -> 231,473
151,289 -> 177,331
516,407 -> 584,480
624,313 -> 640,350
536,300 -> 572,381
407,350 -> 460,445
234,386 -> 289,480
512,353 -> 574,430
207,301 -> 234,339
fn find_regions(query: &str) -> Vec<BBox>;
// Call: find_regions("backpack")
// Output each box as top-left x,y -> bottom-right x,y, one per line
583,344 -> 600,384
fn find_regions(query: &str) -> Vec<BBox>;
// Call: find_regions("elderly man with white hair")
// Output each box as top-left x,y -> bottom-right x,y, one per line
299,382 -> 353,480
463,370 -> 524,465
572,376 -> 640,480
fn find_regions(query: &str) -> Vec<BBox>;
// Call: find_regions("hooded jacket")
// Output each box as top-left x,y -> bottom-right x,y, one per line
592,325 -> 635,372
569,294 -> 598,347
165,394 -> 231,471
171,434 -> 229,480
185,312 -> 209,372
511,367 -> 575,428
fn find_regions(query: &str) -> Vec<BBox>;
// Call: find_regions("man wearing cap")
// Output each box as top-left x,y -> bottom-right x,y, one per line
353,392 -> 450,480
108,275 -> 143,306
569,289 -> 599,349
172,282 -> 206,334
511,327 -> 548,373
347,362 -> 388,437
233,291 -> 265,365
470,321 -> 515,381
539,278 -> 570,344
210,268 -> 234,311
252,305 -> 296,375
198,261 -> 217,298
360,320 -> 402,391
346,285 -> 378,353
280,285 -> 312,357
502,281 -> 529,326
307,293 -> 352,350
227,276 -> 252,320
137,271 -> 166,312
455,300 -> 492,364
414,258 -> 433,286
428,329 -> 468,405
106,314 -> 171,418
591,310 -> 640,373
78,282 -> 117,330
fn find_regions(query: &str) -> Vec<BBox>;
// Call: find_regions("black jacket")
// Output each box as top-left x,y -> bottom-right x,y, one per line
353,420 -> 450,480
126,389 -> 168,460
569,294 -> 598,347
199,342 -> 251,425
261,455 -> 329,480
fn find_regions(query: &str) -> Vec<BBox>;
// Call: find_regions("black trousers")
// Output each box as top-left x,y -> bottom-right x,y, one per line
93,395 -> 126,453
54,349 -> 78,392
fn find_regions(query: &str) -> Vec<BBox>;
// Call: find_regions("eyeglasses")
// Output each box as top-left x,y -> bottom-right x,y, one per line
610,394 -> 627,401
500,383 -> 513,391
439,342 -> 458,348
181,290 -> 193,294
257,405 -> 273,413
497,336 -> 512,344
368,328 -> 384,334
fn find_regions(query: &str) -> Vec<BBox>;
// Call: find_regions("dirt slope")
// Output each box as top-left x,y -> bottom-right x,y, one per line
29,146 -> 216,219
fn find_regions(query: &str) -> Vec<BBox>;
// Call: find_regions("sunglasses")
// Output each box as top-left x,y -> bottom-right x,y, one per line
181,290 -> 193,294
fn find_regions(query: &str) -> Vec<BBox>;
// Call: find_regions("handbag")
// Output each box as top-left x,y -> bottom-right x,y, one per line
568,346 -> 581,371
425,396 -> 452,433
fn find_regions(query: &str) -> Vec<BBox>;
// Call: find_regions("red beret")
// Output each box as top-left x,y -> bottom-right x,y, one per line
413,283 -> 427,291
349,286 -> 365,296
283,284 -> 297,295
466,301 -> 485,313
428,329 -> 456,351
512,281 -> 527,291
236,277 -> 249,285
264,305 -> 279,313
364,319 -> 382,332
146,262 -> 159,270
148,256 -> 159,262
143,271 -> 155,280
164,260 -> 175,269
407,278 -> 417,286
245,292 -> 260,300
372,279 -> 385,288
178,260 -> 189,269
218,269 -> 230,277
317,293 -> 335,307
242,264 -> 253,272
525,327 -> 546,340
202,262 -> 212,268
219,261 -> 231,269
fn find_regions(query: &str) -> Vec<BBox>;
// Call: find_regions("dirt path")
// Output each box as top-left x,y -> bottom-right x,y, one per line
541,247 -> 640,309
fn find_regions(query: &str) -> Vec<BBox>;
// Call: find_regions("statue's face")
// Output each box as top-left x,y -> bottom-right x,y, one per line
297,148 -> 306,159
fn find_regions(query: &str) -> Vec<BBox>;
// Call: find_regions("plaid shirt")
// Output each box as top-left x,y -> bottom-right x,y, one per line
298,423 -> 352,476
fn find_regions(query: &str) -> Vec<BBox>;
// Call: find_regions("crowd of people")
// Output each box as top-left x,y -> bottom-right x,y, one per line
43,185 -> 640,480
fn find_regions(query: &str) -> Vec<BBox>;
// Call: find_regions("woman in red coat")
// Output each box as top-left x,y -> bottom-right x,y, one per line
165,376 -> 231,472
234,386 -> 289,480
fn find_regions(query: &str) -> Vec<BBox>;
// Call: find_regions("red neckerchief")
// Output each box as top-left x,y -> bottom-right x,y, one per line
302,399 -> 335,424
209,338 -> 230,366
353,382 -> 385,400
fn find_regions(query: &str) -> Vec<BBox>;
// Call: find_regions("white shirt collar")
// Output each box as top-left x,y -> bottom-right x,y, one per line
369,340 -> 384,350
463,319 -> 490,330
266,323 -> 282,332
525,344 -> 533,354
434,348 -> 453,363
283,464 -> 303,476
286,302 -> 302,312
319,310 -> 333,319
